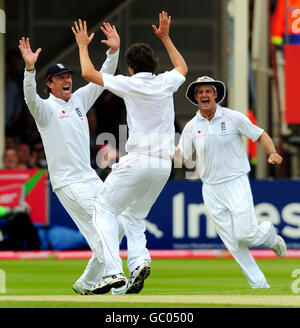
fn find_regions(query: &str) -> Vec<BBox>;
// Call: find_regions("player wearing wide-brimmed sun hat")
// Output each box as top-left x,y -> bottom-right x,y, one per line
175,75 -> 286,290
185,75 -> 226,106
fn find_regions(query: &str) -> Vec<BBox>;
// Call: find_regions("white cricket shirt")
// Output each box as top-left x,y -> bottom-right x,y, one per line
23,50 -> 119,191
178,105 -> 264,184
102,70 -> 186,161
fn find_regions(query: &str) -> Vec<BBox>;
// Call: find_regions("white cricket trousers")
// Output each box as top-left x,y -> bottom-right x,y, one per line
93,154 -> 171,275
202,175 -> 278,289
55,178 -> 124,289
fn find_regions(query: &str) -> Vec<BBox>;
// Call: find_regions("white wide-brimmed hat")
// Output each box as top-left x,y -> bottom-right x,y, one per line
186,76 -> 226,106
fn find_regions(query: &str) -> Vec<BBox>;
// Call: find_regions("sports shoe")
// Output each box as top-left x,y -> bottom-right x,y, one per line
91,273 -> 126,295
72,281 -> 93,295
126,263 -> 151,294
272,235 -> 287,258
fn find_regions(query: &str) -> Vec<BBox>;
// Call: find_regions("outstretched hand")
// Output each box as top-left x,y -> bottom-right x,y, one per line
18,37 -> 42,69
152,11 -> 171,40
100,22 -> 120,54
72,19 -> 95,48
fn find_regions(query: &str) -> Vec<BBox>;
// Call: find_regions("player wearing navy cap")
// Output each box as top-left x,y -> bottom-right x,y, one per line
18,24 -> 127,295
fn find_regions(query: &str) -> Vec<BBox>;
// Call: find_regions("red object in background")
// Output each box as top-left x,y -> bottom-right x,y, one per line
0,169 -> 48,224
271,0 -> 300,40
247,110 -> 258,165
0,184 -> 24,207
284,44 -> 300,124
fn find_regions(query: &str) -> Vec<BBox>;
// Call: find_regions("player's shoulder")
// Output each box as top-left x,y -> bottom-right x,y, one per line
182,114 -> 198,131
221,106 -> 248,121
159,69 -> 185,80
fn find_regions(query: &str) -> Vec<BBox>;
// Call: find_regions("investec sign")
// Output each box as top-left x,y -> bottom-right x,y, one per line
0,10 -> 5,34
143,180 -> 300,250
172,192 -> 300,240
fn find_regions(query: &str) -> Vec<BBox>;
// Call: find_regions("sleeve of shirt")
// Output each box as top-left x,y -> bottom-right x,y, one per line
178,122 -> 195,161
23,70 -> 52,129
102,73 -> 131,98
162,69 -> 186,93
234,111 -> 264,142
73,49 -> 120,113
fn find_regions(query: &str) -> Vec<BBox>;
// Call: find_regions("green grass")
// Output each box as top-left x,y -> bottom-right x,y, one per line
0,258 -> 299,308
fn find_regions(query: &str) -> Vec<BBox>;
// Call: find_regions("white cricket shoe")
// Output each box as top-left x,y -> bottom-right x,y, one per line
72,281 -> 93,295
272,235 -> 287,258
126,263 -> 151,294
91,273 -> 126,295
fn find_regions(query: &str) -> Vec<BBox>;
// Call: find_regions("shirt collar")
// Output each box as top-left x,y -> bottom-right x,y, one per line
49,93 -> 70,105
196,104 -> 222,121
132,72 -> 155,79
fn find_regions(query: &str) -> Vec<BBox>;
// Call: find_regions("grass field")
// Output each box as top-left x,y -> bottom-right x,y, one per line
0,257 -> 299,308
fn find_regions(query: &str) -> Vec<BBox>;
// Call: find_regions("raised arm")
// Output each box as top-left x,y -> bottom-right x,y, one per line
18,37 -> 51,128
152,11 -> 187,76
72,19 -> 120,86
18,37 -> 42,71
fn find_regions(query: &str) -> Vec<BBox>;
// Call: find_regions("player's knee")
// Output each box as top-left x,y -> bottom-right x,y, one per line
235,229 -> 255,244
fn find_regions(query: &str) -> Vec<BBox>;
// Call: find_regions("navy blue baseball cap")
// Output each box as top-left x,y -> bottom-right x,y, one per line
45,63 -> 73,82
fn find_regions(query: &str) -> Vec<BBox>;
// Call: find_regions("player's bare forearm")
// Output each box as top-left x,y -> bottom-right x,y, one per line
79,46 -> 104,86
161,36 -> 187,76
152,11 -> 187,76
257,132 -> 283,165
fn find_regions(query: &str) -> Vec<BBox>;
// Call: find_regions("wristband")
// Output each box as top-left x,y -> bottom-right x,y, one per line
26,67 -> 35,72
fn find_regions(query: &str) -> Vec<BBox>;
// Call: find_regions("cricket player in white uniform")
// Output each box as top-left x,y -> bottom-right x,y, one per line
72,12 -> 187,294
18,24 -> 127,295
176,76 -> 287,289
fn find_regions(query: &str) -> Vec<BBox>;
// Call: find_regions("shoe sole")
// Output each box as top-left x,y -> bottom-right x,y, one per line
276,236 -> 287,258
126,266 -> 151,294
91,279 -> 126,295
72,285 -> 92,296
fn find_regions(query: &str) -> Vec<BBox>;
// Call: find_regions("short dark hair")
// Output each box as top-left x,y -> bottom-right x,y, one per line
125,43 -> 158,74
44,77 -> 53,97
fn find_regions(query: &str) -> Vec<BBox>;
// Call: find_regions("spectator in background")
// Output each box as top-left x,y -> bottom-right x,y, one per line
5,49 -> 27,130
0,146 -> 41,250
17,143 -> 37,168
2,148 -> 27,170
0,202 -> 40,251
5,133 -> 18,149
32,141 -> 47,169
5,75 -> 23,129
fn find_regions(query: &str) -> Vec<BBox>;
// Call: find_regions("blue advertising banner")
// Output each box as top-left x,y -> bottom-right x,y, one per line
144,179 -> 300,249
49,180 -> 300,250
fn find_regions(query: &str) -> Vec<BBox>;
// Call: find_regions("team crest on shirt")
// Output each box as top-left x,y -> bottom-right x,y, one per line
58,109 -> 70,119
220,122 -> 228,136
75,107 -> 83,120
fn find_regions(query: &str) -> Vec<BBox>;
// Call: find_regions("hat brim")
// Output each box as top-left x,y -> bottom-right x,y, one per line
186,80 -> 226,106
